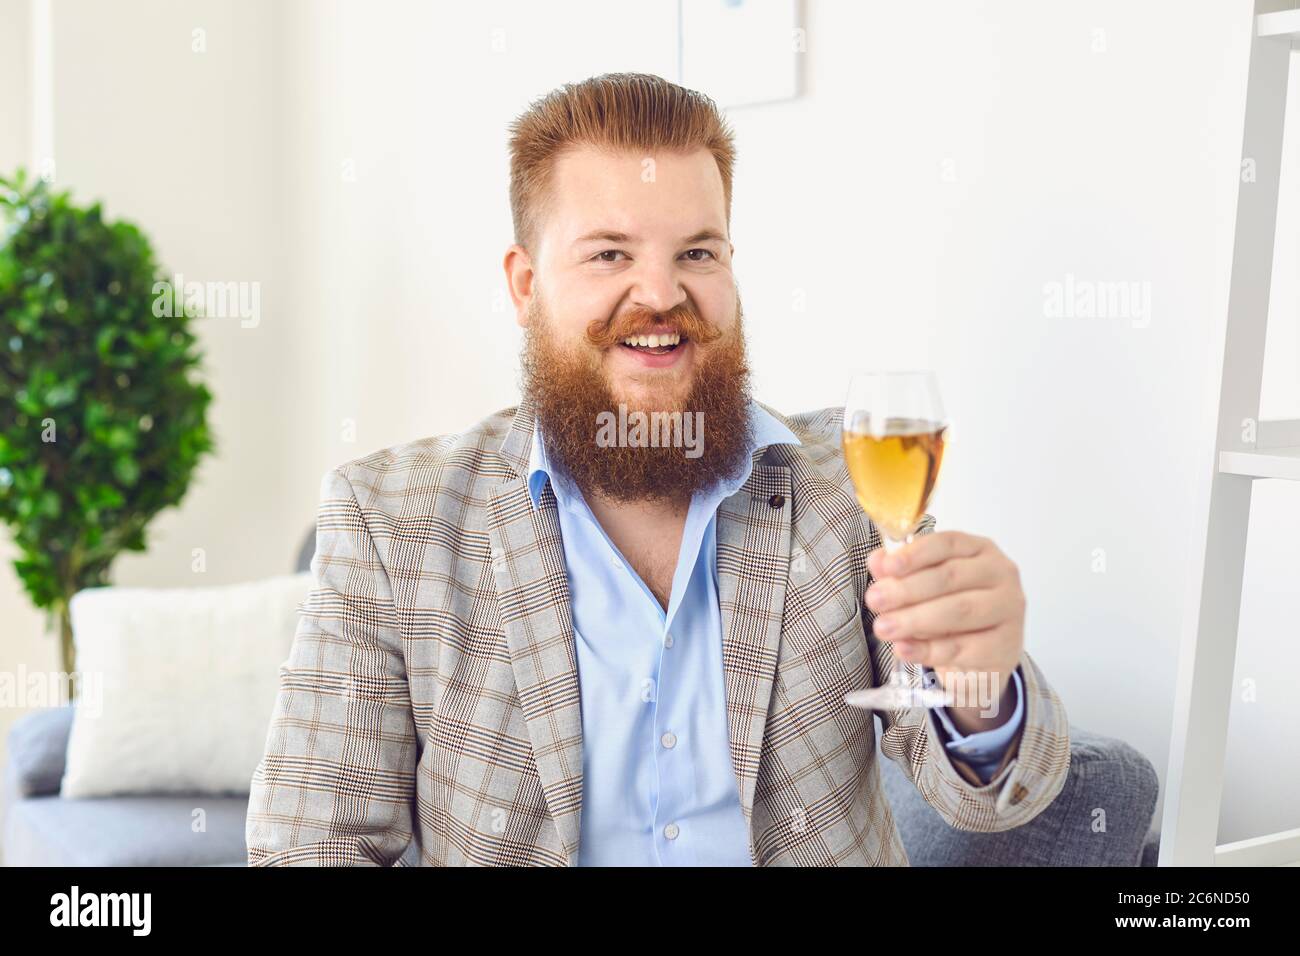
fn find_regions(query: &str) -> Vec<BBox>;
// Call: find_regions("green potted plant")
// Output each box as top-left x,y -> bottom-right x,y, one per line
0,169 -> 215,677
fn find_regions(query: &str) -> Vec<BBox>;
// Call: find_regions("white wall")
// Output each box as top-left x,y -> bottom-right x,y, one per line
45,0 -> 289,587
1,0 -> 1294,851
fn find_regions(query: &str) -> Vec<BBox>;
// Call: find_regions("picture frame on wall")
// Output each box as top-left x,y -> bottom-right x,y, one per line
679,0 -> 803,109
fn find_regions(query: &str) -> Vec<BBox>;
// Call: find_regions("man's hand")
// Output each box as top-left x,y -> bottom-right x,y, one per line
864,531 -> 1024,727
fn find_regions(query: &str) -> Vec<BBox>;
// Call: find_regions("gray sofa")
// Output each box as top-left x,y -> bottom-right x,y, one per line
2,530 -> 1163,866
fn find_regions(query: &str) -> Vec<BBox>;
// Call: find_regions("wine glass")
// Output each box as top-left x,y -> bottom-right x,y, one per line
840,370 -> 954,711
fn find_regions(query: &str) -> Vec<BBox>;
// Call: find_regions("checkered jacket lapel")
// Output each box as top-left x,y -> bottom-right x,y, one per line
486,471 -> 584,861
715,457 -> 793,829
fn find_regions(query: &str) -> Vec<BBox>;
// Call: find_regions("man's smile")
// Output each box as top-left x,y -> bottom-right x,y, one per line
612,334 -> 693,369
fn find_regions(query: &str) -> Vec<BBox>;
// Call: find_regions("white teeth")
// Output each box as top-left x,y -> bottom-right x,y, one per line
621,332 -> 681,347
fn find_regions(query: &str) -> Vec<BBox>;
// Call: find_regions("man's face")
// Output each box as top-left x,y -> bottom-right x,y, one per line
527,146 -> 738,406
506,145 -> 754,505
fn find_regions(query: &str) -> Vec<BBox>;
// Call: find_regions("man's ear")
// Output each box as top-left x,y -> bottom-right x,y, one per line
503,243 -> 535,328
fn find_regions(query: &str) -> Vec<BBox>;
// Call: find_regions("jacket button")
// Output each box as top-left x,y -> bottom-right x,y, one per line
769,494 -> 785,509
1009,783 -> 1029,805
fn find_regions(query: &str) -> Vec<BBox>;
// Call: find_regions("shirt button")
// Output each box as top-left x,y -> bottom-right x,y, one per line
610,554 -> 621,569
664,633 -> 674,648
661,731 -> 677,749
664,823 -> 680,840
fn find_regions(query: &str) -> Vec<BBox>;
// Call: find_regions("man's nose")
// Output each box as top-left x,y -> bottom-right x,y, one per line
629,260 -> 687,316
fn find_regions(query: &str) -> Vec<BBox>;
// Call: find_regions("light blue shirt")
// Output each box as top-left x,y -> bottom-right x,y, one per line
525,400 -> 1024,866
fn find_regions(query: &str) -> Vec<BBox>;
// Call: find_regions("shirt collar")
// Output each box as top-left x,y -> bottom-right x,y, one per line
526,399 -> 801,509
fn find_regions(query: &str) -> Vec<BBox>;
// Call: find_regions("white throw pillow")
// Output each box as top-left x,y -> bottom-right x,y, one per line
61,572 -> 312,797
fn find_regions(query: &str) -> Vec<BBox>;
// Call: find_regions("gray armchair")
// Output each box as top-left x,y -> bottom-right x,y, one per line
880,724 -> 1160,865
2,528 -> 1162,866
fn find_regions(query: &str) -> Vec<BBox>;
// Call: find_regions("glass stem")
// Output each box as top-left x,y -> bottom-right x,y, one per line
878,532 -> 915,688
879,530 -> 914,554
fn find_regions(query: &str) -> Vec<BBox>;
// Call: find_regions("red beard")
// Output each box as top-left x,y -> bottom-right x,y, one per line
520,294 -> 755,505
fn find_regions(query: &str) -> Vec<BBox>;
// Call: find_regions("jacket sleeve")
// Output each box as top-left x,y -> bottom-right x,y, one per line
246,467 -> 420,865
866,514 -> 1072,832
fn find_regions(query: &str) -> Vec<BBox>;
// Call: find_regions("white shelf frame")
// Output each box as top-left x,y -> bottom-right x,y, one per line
1161,0 -> 1300,867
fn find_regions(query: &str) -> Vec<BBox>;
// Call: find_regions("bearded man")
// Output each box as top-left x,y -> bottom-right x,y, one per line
247,72 -> 1070,867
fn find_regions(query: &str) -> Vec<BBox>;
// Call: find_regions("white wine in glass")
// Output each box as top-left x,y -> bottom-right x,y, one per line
841,370 -> 954,711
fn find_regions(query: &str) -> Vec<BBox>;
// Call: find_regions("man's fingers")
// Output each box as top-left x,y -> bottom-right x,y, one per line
864,555 -> 998,613
871,588 -> 1003,639
867,530 -> 986,578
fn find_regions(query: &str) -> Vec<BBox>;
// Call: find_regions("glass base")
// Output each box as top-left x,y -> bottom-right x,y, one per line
844,681 -> 954,711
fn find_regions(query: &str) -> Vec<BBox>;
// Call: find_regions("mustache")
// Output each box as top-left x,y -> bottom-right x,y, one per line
584,302 -> 723,349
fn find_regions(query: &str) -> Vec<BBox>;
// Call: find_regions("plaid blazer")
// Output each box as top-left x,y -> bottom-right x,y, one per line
246,396 -> 1071,866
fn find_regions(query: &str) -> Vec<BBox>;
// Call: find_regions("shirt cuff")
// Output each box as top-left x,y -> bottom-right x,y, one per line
924,667 -> 1025,784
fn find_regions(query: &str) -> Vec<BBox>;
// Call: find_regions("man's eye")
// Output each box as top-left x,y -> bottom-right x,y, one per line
590,249 -> 715,263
